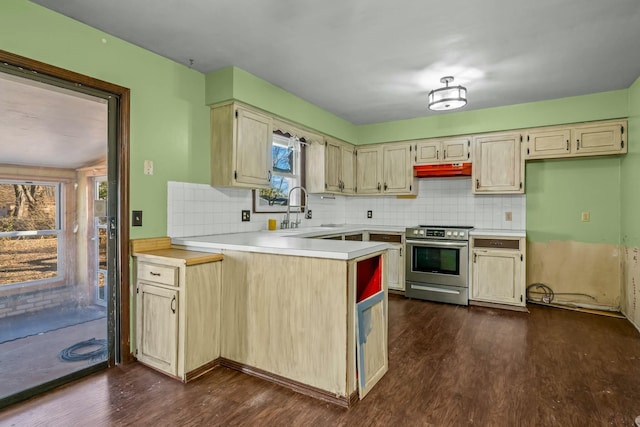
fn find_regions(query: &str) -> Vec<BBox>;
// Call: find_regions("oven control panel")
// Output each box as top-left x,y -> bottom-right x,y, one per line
406,226 -> 472,241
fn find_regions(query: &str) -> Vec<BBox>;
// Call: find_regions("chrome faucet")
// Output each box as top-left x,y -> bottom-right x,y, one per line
282,186 -> 309,229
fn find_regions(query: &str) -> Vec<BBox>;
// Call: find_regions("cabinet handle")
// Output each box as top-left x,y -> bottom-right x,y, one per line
473,253 -> 477,263
436,150 -> 439,159
399,247 -> 402,257
383,183 -> 388,191
377,183 -> 381,191
170,296 -> 176,314
443,150 -> 446,159
150,272 -> 161,277
576,139 -> 580,150
566,140 -> 569,151
475,179 -> 480,190
267,170 -> 272,182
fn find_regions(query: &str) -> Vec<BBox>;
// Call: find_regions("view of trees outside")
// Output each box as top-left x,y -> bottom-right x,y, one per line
258,143 -> 295,206
0,183 -> 58,285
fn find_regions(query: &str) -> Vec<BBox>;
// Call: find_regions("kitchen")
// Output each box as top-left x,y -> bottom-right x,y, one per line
2,0 -> 640,424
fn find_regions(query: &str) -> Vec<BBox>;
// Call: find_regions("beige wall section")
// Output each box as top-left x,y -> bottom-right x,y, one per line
220,251 -> 350,396
527,240 -> 621,309
622,247 -> 640,331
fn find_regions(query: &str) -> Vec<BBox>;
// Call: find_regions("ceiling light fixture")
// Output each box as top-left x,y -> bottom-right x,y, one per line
428,76 -> 467,111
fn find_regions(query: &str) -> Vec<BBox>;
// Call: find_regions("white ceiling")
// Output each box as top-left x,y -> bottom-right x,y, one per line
30,0 -> 640,125
0,72 -> 107,169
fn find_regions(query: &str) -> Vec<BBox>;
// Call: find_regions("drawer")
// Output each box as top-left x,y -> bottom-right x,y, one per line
369,233 -> 402,244
137,261 -> 179,286
473,238 -> 520,250
344,233 -> 363,241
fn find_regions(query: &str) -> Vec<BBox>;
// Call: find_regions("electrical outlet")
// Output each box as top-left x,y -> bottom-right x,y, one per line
505,211 -> 512,221
581,211 -> 590,222
241,210 -> 250,222
143,160 -> 153,175
305,210 -> 312,219
367,210 -> 373,219
132,210 -> 143,226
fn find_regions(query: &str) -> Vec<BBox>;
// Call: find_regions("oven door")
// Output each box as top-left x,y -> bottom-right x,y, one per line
405,239 -> 469,288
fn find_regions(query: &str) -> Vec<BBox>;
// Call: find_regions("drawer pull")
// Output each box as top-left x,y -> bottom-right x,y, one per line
150,272 -> 161,276
171,296 -> 176,314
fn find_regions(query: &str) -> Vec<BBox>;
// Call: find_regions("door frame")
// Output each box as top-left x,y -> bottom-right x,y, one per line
0,49 -> 132,363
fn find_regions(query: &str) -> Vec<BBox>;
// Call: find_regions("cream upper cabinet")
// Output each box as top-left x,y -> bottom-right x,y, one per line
572,120 -> 627,156
356,143 -> 415,195
415,137 -> 471,165
306,136 -> 355,194
525,119 -> 627,159
356,145 -> 383,194
382,143 -> 414,194
470,236 -> 526,308
211,102 -> 272,188
472,132 -> 524,194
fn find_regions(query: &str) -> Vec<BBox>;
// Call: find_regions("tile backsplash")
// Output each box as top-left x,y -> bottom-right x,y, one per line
167,178 -> 525,237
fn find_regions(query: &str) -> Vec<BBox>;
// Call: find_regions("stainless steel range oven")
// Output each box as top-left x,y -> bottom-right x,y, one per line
405,225 -> 473,305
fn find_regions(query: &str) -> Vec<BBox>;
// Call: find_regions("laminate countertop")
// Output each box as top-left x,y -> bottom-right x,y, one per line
171,225 -> 405,260
470,229 -> 526,238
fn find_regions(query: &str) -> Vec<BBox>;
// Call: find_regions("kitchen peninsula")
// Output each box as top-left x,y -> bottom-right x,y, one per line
166,227 -> 393,406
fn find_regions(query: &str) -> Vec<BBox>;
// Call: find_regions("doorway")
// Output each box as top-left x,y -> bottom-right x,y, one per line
0,50 -> 130,408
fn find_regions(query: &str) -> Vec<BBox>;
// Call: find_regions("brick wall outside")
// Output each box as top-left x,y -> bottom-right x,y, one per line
0,285 -> 75,319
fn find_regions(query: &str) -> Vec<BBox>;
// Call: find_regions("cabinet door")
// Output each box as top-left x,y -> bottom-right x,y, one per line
525,127 -> 571,159
415,140 -> 441,164
573,122 -> 626,156
473,133 -> 523,194
235,107 -> 272,187
137,283 -> 179,375
341,144 -> 356,194
356,291 -> 388,398
386,245 -> 404,291
471,249 -> 523,305
324,138 -> 342,192
382,143 -> 413,194
356,146 -> 383,194
442,138 -> 471,162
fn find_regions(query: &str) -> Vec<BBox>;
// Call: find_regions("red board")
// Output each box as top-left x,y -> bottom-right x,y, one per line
356,255 -> 382,303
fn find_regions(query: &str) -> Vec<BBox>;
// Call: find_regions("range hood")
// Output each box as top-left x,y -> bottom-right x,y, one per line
413,162 -> 472,178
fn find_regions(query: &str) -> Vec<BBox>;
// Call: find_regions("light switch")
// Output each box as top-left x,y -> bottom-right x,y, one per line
505,211 -> 512,221
144,160 -> 154,175
581,211 -> 590,222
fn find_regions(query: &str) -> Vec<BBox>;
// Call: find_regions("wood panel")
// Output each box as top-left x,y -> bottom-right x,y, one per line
356,146 -> 382,194
130,237 -> 171,253
5,297 -> 640,425
356,292 -> 388,398
527,240 -> 621,309
382,143 -> 413,194
473,132 -> 523,194
220,251 -> 349,396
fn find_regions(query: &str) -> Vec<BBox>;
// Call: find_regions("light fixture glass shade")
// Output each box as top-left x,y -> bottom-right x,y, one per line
428,76 -> 467,111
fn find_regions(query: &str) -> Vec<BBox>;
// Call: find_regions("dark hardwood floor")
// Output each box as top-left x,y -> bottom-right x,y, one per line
2,295 -> 640,426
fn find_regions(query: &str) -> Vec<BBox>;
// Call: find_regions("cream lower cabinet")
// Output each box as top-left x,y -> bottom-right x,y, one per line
368,232 -> 404,292
135,250 -> 223,382
470,236 -> 526,308
472,132 -> 524,194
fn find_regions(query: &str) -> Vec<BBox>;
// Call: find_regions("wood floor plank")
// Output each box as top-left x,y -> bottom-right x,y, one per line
2,296 -> 640,426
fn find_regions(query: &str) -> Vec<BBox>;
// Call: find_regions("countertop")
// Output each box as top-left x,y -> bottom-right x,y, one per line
133,248 -> 224,265
470,229 -> 526,238
171,224 -> 405,260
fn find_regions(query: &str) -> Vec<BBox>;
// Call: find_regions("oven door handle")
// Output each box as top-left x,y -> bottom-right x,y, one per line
406,240 -> 468,249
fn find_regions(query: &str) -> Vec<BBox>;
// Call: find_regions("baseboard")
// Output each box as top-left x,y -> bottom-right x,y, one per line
185,358 -> 221,382
528,301 -> 625,318
469,300 -> 529,312
219,358 -> 352,408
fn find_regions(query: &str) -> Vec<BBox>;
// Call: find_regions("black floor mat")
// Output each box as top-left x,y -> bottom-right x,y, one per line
0,305 -> 106,344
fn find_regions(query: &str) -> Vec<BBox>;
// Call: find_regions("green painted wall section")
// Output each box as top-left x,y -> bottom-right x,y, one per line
205,67 -> 358,143
621,76 -> 640,247
357,90 -> 629,144
2,0 -> 210,239
526,158 -> 621,244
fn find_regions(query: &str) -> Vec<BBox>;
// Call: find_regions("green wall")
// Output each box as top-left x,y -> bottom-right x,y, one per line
357,90 -> 629,144
206,67 -> 358,143
621,76 -> 640,247
2,0 -> 210,239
